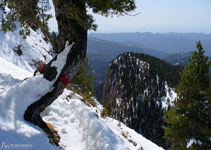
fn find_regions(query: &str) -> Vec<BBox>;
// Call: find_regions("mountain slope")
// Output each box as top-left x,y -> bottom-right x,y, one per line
0,28 -> 52,72
0,5 -> 52,72
164,51 -> 193,66
164,51 -> 211,67
102,52 -> 181,148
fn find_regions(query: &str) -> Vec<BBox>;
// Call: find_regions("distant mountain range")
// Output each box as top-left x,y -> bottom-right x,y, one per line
89,32 -> 211,56
87,37 -> 168,59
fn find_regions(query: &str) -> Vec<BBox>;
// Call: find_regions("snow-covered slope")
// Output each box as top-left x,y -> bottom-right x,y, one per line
42,89 -> 165,150
0,57 -> 32,93
0,57 -> 32,80
0,28 -> 52,72
0,13 -> 164,150
0,6 -> 52,72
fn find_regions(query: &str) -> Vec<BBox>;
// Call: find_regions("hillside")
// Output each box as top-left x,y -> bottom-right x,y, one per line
164,51 -> 193,66
102,52 -> 182,148
0,25 -> 52,72
164,51 -> 211,68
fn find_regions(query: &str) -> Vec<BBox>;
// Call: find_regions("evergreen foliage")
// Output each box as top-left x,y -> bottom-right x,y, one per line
164,41 -> 211,150
67,56 -> 96,106
54,0 -> 136,31
49,31 -> 59,54
1,0 -> 136,36
1,0 -> 52,38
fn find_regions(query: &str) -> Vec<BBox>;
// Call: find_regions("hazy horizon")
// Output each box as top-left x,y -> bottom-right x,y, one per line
48,0 -> 211,34
88,31 -> 211,34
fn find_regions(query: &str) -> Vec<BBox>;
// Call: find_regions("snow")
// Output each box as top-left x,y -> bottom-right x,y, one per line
0,19 -> 52,72
0,57 -> 32,80
0,40 -> 72,134
0,73 -> 20,91
116,98 -> 123,107
0,72 -> 57,149
42,90 -> 130,150
105,118 -> 164,150
0,36 -> 72,150
0,53 -> 32,93
0,74 -> 51,132
186,138 -> 202,148
51,42 -> 74,78
42,89 -> 164,150
161,83 -> 177,109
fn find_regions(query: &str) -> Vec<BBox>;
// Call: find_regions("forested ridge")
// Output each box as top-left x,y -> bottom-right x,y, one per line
102,52 -> 182,148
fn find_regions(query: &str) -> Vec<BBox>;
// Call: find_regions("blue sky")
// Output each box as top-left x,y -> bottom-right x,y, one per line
48,0 -> 211,33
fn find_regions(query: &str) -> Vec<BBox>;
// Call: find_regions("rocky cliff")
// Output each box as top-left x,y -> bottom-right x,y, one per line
102,52 -> 182,148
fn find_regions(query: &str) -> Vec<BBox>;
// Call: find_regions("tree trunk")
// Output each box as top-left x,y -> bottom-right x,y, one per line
24,0 -> 87,145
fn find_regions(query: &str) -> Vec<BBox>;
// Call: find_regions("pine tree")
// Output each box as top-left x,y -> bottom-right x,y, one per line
49,31 -> 59,54
68,56 -> 96,98
164,41 -> 211,150
67,56 -> 97,107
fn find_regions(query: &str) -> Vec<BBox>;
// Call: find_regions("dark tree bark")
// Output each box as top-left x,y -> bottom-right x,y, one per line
24,0 -> 87,145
